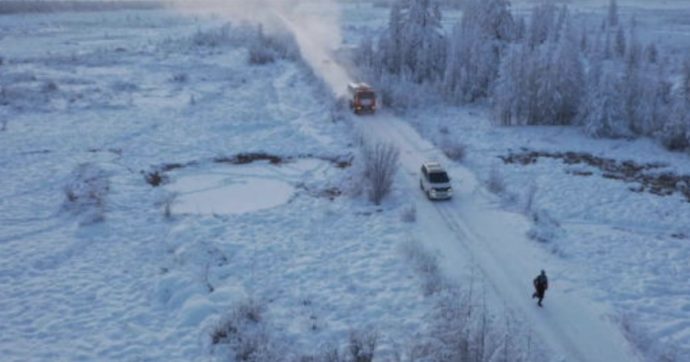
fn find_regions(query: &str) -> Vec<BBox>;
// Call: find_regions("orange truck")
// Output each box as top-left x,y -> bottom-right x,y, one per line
347,82 -> 377,114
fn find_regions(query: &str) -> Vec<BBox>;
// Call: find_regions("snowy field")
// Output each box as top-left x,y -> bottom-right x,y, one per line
2,1 -> 690,361
0,9 -> 439,361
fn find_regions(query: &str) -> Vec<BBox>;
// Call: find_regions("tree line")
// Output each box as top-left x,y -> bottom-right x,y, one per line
355,0 -> 690,151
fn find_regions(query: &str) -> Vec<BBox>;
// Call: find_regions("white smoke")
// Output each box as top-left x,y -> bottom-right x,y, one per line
173,0 -> 353,96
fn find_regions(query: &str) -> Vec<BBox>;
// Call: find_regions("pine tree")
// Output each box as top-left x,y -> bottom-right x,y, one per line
527,2 -> 557,49
494,44 -> 527,125
514,16 -> 527,42
356,37 -> 375,69
580,29 -> 588,52
626,17 -> 641,66
552,12 -> 585,125
604,29 -> 612,59
662,93 -> 690,151
402,0 -> 446,83
615,26 -> 626,58
608,0 -> 619,27
477,0 -> 515,42
682,59 -> 690,103
659,58 -> 690,150
379,1 -> 406,75
644,43 -> 658,64
444,0 -> 513,103
621,19 -> 669,137
534,44 -> 558,124
494,5 -> 584,126
582,67 -> 628,138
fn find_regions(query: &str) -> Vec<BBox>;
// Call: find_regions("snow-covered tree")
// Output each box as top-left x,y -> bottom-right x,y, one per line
623,63 -> 663,136
658,59 -> 690,150
644,43 -> 658,64
614,26 -> 626,58
514,15 -> 526,42
626,17 -> 641,66
581,65 -> 628,138
402,0 -> 446,83
580,28 -> 589,53
608,0 -> 619,27
443,0 -> 514,103
378,1 -> 405,75
551,13 -> 585,124
681,59 -> 690,102
533,44 -> 558,124
619,20 -> 671,137
355,36 -> 375,69
494,44 -> 528,125
472,0 -> 515,42
493,6 -> 583,126
527,2 -> 557,49
444,23 -> 499,102
366,0 -> 446,106
662,94 -> 690,151
604,29 -> 612,59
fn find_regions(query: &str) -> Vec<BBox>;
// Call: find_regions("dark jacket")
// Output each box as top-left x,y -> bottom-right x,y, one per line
534,274 -> 548,292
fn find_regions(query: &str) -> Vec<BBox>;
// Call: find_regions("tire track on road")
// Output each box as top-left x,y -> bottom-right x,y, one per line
355,111 -> 638,362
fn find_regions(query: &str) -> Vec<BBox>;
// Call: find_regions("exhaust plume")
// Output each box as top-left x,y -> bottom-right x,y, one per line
173,0 -> 353,96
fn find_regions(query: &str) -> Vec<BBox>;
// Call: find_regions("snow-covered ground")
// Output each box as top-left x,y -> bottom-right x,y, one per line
400,106 -> 690,361
2,1 -> 690,361
356,112 -> 641,361
0,10 -> 436,360
339,2 -> 690,359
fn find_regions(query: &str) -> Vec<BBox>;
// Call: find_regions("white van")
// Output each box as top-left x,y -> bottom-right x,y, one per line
419,162 -> 453,200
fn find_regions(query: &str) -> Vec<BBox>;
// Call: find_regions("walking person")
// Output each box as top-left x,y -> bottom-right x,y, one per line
532,270 -> 548,307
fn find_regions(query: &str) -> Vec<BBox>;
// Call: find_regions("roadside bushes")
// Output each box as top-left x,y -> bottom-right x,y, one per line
361,141 -> 400,205
350,331 -> 378,362
212,299 -> 381,361
63,163 -> 110,224
402,239 -> 538,361
212,299 -> 278,362
527,208 -> 564,246
248,25 -> 298,65
486,166 -> 506,195
401,240 -> 448,296
523,183 -> 566,248
440,137 -> 467,162
400,204 -> 417,223
188,23 -> 297,65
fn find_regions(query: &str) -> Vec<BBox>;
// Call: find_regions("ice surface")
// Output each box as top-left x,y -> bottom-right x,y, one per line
167,173 -> 295,215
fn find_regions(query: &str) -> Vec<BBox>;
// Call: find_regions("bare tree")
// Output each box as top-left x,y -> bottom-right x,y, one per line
362,142 -> 400,205
348,330 -> 378,362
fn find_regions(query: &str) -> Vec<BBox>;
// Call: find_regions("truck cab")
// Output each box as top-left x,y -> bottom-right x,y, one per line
347,82 -> 377,114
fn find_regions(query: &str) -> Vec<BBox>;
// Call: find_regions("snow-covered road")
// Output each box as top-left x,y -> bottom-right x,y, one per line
358,112 -> 641,362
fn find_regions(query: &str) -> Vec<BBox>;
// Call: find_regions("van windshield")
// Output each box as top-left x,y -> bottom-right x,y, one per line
428,171 -> 449,183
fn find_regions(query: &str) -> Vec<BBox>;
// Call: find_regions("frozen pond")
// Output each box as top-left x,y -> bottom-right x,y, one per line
167,175 -> 294,215
165,159 -> 328,215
